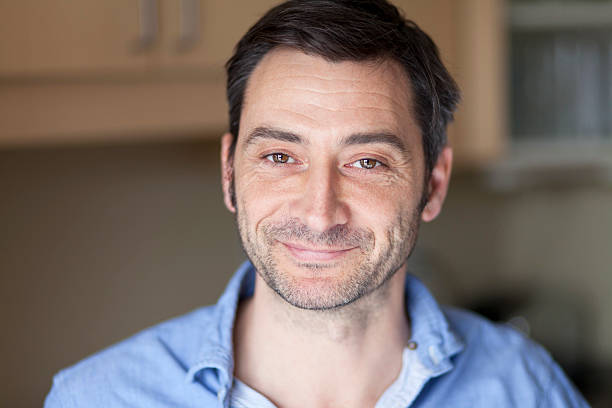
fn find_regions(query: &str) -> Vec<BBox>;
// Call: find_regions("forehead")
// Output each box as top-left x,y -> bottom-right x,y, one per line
239,48 -> 420,145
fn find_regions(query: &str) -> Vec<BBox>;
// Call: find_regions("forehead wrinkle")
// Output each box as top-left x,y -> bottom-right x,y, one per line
279,74 -> 357,84
269,81 -> 412,117
276,87 -> 404,105
274,107 -> 322,128
272,52 -> 395,80
274,58 -> 412,92
251,55 -> 414,114
303,102 -> 403,115
242,49 -> 420,150
290,102 -> 403,137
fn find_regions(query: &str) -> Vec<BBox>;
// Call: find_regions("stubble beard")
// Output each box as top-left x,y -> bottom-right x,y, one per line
235,201 -> 421,311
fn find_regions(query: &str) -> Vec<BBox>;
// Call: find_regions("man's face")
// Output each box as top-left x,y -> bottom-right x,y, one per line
224,48 -> 430,310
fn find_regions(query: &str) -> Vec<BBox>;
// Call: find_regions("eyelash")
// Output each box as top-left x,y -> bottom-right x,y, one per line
262,153 -> 386,171
349,158 -> 384,170
263,152 -> 298,164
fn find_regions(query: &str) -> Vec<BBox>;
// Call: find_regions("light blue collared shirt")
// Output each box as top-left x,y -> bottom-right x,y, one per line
45,261 -> 589,407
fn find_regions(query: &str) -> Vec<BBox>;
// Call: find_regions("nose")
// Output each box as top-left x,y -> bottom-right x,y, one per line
290,163 -> 349,233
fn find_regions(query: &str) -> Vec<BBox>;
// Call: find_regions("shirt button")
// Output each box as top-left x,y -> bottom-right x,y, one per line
407,341 -> 418,350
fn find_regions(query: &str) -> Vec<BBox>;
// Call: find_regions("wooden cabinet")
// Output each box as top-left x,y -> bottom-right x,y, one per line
0,0 -> 506,166
0,0 -> 280,146
0,0 -> 149,75
396,0 -> 507,167
0,0 -> 279,75
155,0 -> 279,71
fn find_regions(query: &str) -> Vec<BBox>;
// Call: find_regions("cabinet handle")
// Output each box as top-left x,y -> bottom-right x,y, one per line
135,0 -> 158,52
177,0 -> 200,52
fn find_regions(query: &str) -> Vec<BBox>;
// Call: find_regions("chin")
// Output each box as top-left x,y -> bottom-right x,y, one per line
260,259 -> 375,311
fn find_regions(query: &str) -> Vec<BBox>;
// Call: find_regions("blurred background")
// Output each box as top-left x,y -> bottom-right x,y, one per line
1,0 -> 611,406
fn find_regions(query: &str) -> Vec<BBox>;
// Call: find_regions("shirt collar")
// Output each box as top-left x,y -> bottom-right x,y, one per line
185,261 -> 254,387
185,261 -> 464,387
403,273 -> 464,375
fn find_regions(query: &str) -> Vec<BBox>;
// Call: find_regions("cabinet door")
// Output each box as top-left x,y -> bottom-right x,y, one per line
394,0 -> 455,64
0,0 -> 155,76
395,0 -> 507,166
156,0 -> 281,71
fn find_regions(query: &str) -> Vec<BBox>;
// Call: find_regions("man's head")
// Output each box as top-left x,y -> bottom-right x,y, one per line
225,0 -> 459,191
221,0 -> 458,310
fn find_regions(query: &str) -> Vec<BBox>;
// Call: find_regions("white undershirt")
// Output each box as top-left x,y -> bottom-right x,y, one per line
230,345 -> 432,408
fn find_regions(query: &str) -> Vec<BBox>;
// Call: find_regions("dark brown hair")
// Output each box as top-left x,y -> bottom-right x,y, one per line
226,0 -> 460,180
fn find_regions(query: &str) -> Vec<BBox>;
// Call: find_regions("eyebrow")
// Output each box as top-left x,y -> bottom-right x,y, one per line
245,127 -> 307,146
341,132 -> 407,155
244,126 -> 408,156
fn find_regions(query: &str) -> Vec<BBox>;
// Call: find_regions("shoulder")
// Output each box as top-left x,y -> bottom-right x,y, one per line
433,307 -> 589,407
44,305 -> 220,408
443,306 -> 555,377
444,306 -> 539,354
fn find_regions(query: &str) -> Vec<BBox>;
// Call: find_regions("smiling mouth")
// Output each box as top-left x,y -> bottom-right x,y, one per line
280,241 -> 358,262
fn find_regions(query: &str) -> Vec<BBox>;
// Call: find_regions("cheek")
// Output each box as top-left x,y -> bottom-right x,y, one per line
235,168 -> 297,228
342,181 -> 414,237
342,175 -> 419,215
345,174 -> 423,247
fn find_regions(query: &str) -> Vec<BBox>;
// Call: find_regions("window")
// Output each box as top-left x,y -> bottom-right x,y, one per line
510,1 -> 612,142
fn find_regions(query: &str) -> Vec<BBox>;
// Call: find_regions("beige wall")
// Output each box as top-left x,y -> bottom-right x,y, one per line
422,175 -> 612,365
0,140 -> 243,408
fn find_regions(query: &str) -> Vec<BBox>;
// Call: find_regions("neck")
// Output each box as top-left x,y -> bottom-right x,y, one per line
233,265 -> 410,408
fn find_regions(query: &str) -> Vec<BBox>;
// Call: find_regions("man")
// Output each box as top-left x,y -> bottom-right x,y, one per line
45,1 -> 588,407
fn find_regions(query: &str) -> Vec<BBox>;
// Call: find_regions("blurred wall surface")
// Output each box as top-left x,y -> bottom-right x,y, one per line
0,141 -> 244,408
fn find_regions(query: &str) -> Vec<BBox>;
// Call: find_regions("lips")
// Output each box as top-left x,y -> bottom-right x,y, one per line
281,241 -> 357,262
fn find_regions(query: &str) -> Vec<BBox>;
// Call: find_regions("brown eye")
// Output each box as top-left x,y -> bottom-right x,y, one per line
273,153 -> 288,163
358,158 -> 379,169
265,153 -> 295,164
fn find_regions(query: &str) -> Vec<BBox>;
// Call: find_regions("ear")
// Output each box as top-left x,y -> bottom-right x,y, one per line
421,146 -> 453,222
221,132 -> 236,213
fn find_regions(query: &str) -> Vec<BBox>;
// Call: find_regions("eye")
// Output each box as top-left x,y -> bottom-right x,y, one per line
265,153 -> 296,164
351,158 -> 382,170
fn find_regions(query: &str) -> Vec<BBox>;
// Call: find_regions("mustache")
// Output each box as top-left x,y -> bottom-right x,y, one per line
262,218 -> 374,249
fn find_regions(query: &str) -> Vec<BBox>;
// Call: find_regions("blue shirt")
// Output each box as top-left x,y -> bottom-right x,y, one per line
45,261 -> 589,407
